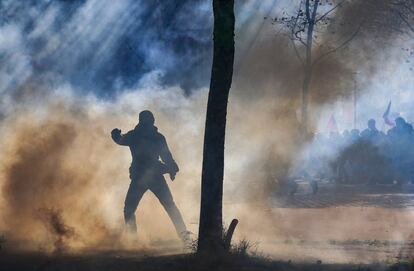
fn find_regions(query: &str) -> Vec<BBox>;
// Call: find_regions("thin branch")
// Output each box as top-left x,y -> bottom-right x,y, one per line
398,10 -> 414,33
388,1 -> 414,35
299,39 -> 307,47
403,0 -> 414,15
390,0 -> 414,16
291,0 -> 303,32
293,27 -> 308,47
297,36 -> 308,47
315,0 -> 346,23
312,22 -> 362,66
279,30 -> 305,65
291,38 -> 305,65
291,0 -> 308,48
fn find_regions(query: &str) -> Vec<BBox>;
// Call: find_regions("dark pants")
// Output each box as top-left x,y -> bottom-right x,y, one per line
124,172 -> 187,239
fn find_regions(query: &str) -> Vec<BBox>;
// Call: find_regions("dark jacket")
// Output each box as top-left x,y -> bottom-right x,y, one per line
112,124 -> 179,177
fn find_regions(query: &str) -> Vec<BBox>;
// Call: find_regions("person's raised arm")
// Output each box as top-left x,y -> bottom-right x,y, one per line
111,128 -> 133,146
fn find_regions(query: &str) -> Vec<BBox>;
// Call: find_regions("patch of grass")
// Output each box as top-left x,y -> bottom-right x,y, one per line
186,236 -> 198,253
231,238 -> 260,257
231,238 -> 251,255
186,222 -> 259,258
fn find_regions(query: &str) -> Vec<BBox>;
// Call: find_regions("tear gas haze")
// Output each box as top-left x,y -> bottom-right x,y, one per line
0,0 -> 413,263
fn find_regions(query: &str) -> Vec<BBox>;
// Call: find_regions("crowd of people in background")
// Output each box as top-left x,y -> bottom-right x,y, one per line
303,117 -> 414,185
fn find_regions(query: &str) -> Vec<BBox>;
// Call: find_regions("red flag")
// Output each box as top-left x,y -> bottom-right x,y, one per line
326,114 -> 338,133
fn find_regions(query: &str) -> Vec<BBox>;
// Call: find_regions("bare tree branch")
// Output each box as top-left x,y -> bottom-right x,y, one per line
292,1 -> 308,48
290,37 -> 305,65
293,28 -> 308,47
315,0 -> 347,23
403,0 -> 414,15
298,37 -> 308,47
390,0 -> 414,17
398,10 -> 414,33
313,22 -> 362,65
292,0 -> 303,31
386,0 -> 414,36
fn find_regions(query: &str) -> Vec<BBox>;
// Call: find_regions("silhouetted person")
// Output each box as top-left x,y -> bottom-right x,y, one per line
387,117 -> 414,184
388,117 -> 411,139
361,119 -> 380,140
111,110 -> 188,242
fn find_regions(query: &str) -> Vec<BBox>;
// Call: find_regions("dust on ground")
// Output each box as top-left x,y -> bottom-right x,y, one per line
225,183 -> 414,264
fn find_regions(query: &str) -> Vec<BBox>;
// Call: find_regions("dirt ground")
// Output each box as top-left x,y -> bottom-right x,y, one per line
223,183 -> 414,264
1,183 -> 414,270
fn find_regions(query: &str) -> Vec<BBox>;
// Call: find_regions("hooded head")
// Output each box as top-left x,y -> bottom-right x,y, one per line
139,110 -> 155,126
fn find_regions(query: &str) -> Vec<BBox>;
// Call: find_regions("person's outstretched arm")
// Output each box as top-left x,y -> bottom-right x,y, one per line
111,128 -> 133,146
159,135 -> 179,180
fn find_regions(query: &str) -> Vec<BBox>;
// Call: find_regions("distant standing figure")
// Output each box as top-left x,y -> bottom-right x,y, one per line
111,110 -> 188,242
361,119 -> 380,140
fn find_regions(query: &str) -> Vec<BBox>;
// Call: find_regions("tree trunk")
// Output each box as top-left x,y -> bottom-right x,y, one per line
301,61 -> 312,133
197,0 -> 235,254
301,0 -> 319,133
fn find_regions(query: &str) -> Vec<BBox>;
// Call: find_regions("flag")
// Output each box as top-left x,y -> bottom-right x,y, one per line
326,114 -> 338,133
383,101 -> 395,127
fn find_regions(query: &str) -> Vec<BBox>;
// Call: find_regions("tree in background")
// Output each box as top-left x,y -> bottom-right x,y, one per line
197,0 -> 235,254
274,0 -> 360,132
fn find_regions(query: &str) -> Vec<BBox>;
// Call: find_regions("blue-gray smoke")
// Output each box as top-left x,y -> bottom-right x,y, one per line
0,0 -> 213,96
